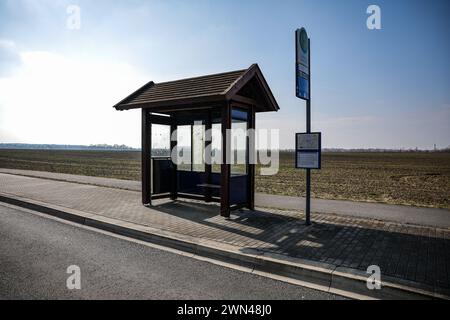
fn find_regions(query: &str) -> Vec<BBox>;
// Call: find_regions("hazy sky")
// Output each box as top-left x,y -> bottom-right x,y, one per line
0,0 -> 449,149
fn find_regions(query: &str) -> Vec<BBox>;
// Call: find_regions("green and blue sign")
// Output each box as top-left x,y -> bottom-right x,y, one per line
295,28 -> 310,101
296,68 -> 309,100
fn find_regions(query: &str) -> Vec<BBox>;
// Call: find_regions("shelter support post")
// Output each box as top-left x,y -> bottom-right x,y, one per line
142,109 -> 152,205
247,106 -> 256,210
220,103 -> 231,217
205,110 -> 212,202
170,118 -> 178,200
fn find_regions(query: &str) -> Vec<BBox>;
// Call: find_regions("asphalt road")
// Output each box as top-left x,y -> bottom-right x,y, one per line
0,203 -> 343,300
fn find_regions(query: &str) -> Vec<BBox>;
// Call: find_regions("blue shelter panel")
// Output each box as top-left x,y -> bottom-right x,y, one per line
177,171 -> 206,195
230,175 -> 248,205
210,173 -> 221,197
152,158 -> 173,195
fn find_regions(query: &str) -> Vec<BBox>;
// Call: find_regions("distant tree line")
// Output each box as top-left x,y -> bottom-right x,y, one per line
0,143 -> 137,151
1,143 -> 449,153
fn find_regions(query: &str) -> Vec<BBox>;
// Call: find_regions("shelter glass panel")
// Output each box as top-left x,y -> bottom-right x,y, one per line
231,109 -> 248,175
176,125 -> 192,171
211,123 -> 222,173
151,124 -> 170,157
192,122 -> 205,172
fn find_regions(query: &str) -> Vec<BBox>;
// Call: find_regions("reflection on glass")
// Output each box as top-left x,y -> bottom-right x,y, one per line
211,123 -> 222,173
192,122 -> 205,172
231,113 -> 248,175
151,124 -> 170,157
176,125 -> 191,171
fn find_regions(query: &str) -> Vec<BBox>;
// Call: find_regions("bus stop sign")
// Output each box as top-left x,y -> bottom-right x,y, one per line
296,28 -> 310,100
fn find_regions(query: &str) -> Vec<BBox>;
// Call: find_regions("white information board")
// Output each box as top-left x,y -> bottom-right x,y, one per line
296,133 -> 320,150
295,132 -> 321,169
297,152 -> 320,169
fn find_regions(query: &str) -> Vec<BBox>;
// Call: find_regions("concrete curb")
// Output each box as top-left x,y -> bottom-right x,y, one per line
0,192 -> 448,300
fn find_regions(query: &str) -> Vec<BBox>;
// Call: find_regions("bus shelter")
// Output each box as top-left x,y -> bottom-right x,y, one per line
114,64 -> 279,217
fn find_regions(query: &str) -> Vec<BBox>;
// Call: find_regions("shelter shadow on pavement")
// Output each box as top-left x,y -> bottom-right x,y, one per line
151,199 -> 450,292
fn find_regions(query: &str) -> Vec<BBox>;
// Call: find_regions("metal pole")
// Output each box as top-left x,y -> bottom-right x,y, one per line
305,38 -> 311,226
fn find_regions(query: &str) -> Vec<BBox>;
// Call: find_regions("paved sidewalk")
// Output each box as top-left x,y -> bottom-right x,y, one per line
256,194 -> 450,228
0,172 -> 449,298
1,168 -> 449,228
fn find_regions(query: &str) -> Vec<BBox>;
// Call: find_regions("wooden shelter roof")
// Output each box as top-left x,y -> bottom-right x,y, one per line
113,64 -> 279,112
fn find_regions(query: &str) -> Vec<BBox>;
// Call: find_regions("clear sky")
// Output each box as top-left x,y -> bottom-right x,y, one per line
0,0 -> 449,149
